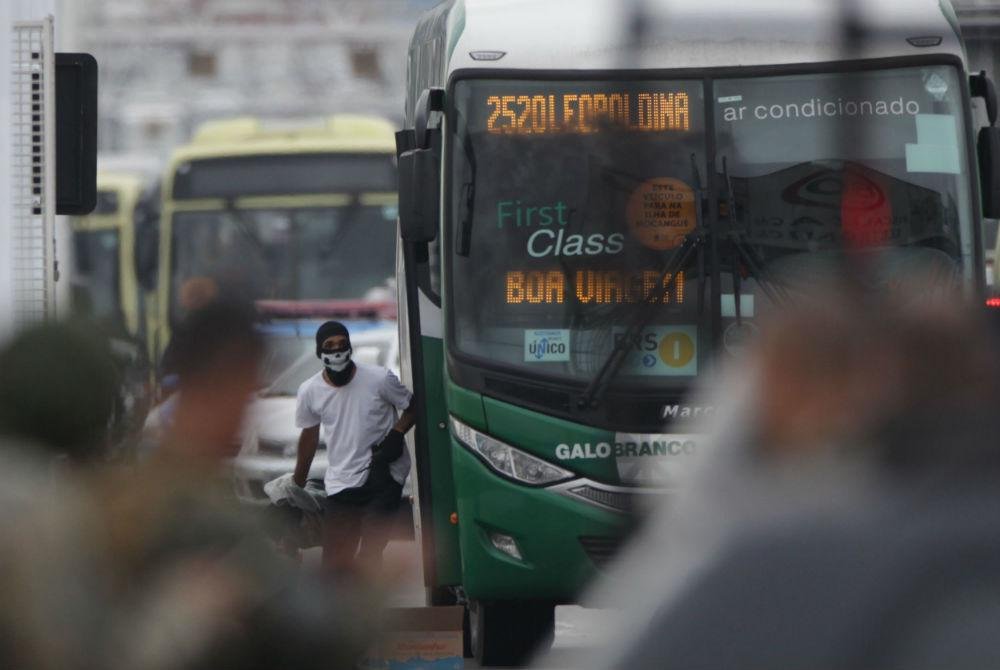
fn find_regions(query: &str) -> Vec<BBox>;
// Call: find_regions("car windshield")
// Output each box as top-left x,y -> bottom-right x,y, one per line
448,65 -> 975,389
170,203 -> 397,322
449,78 -> 710,390
263,341 -> 389,396
258,334 -> 313,388
71,228 -> 121,324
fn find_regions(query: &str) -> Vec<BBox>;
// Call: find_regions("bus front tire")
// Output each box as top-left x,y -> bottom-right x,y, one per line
425,586 -> 474,657
426,585 -> 457,607
468,599 -> 555,667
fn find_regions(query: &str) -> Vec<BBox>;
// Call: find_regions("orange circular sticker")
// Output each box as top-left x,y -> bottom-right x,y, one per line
658,331 -> 695,368
626,178 -> 697,250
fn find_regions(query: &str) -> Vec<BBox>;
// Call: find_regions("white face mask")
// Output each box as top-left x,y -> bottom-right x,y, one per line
321,348 -> 352,371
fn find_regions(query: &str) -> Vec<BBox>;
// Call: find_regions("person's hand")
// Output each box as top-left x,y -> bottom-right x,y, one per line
371,429 -> 404,468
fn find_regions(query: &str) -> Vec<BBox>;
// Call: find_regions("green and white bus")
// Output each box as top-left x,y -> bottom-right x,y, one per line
396,0 -> 998,664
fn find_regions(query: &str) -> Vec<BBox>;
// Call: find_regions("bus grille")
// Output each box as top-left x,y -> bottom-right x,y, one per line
579,536 -> 622,570
568,484 -> 636,513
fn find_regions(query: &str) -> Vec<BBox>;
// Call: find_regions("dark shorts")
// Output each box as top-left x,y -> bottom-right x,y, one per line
325,464 -> 403,511
321,465 -> 403,571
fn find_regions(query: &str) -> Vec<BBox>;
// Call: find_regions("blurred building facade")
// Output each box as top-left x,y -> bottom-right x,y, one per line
58,0 -> 437,160
56,0 -> 1000,162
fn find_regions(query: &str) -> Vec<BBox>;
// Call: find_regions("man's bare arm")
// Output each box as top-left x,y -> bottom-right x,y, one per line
293,425 -> 320,487
393,401 -> 417,435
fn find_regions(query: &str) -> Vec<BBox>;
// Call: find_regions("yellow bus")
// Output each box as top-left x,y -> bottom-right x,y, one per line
150,115 -> 399,361
69,171 -> 148,336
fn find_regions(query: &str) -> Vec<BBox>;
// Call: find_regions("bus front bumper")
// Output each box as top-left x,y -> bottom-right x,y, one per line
452,443 -> 645,602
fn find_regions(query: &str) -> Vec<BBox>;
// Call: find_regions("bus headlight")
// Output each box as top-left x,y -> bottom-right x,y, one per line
450,417 -> 573,486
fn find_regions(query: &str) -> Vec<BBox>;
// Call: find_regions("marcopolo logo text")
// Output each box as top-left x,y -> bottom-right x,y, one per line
661,404 -> 716,420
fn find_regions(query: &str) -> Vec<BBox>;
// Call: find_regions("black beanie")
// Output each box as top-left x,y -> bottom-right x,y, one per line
316,321 -> 351,357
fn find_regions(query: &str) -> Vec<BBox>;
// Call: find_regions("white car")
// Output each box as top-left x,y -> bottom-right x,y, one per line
230,319 -> 400,504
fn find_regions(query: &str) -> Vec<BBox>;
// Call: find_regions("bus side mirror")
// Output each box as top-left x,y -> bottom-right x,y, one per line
973,72 -> 1000,219
133,185 -> 160,292
134,220 -> 159,291
979,127 -> 1000,219
398,147 -> 440,243
397,88 -> 444,244
971,71 -> 998,126
415,88 -> 445,149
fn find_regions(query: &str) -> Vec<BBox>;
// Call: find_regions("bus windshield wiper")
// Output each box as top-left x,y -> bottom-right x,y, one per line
577,234 -> 702,410
719,157 -> 791,306
457,180 -> 475,256
456,111 -> 477,257
316,201 -> 359,256
223,199 -> 266,255
577,154 -> 707,411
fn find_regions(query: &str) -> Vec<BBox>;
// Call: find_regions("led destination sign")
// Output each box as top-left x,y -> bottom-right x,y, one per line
506,269 -> 686,305
486,91 -> 690,135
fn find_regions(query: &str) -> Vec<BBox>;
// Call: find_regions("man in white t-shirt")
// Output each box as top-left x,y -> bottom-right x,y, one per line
293,320 -> 415,573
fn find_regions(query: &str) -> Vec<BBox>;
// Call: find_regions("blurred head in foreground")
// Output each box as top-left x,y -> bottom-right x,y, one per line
751,280 -> 1000,468
0,321 -> 119,462
96,300 -> 381,670
591,278 -> 1000,669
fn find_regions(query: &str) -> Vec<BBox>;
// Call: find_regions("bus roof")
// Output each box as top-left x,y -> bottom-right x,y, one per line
421,0 -> 964,78
96,171 -> 147,195
71,171 -> 149,228
169,114 -> 397,165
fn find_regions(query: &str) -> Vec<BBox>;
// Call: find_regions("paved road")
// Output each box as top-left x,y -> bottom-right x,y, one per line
529,606 -> 617,670
380,541 -> 619,669
307,541 -> 620,668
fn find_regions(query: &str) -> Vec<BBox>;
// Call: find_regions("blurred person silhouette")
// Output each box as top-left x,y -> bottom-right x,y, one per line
0,321 -> 120,463
94,300 -> 379,670
141,279 -> 231,454
0,322 -> 121,670
156,275 -> 220,397
292,320 -> 416,576
0,451 -> 108,670
156,297 -> 260,464
586,279 -> 1000,670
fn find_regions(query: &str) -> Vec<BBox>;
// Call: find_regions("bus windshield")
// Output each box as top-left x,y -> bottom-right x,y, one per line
448,65 -> 975,389
714,65 -> 974,319
450,78 -> 709,389
71,228 -> 121,324
170,203 -> 397,322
